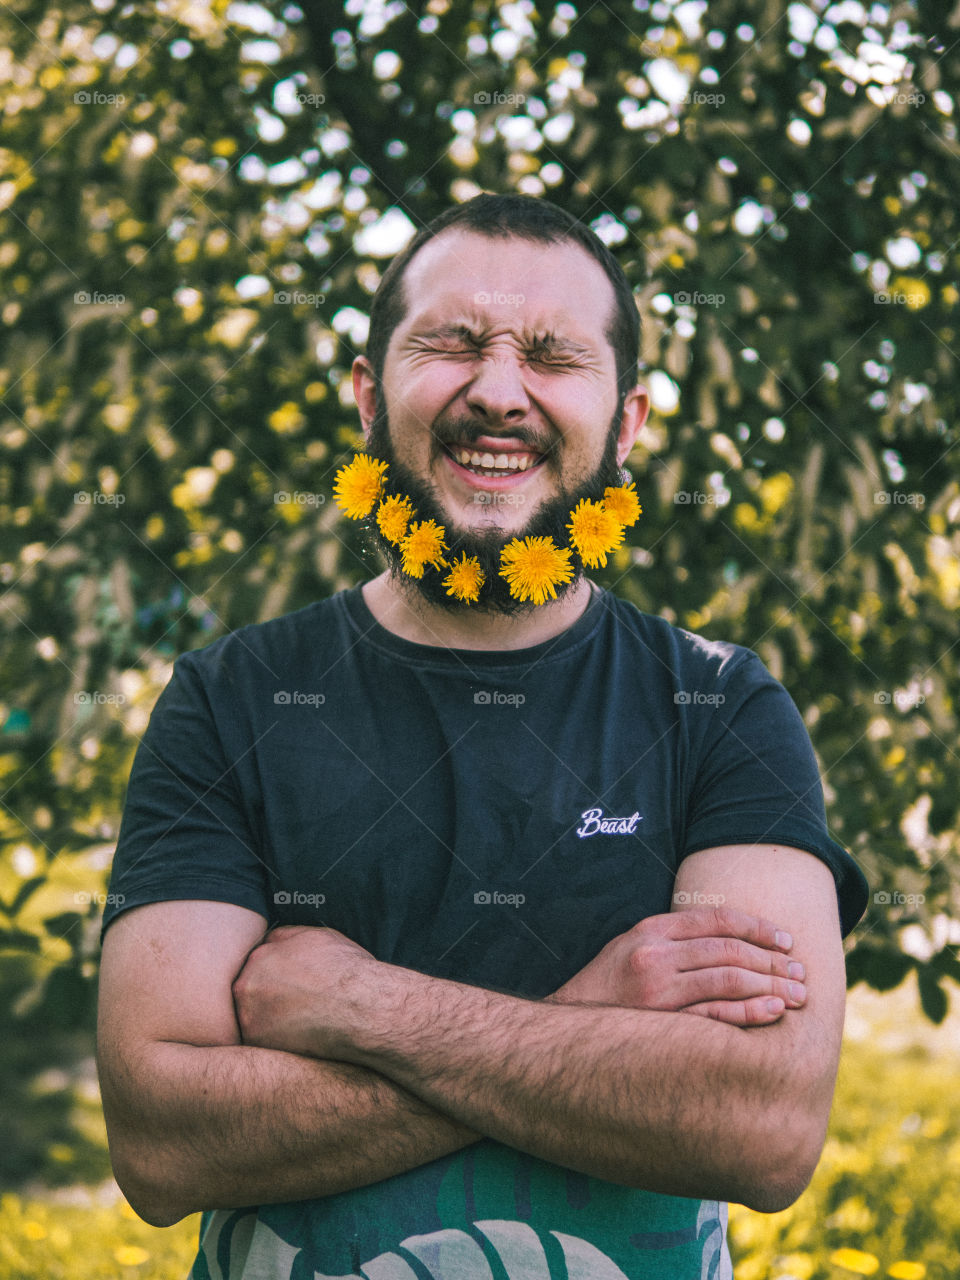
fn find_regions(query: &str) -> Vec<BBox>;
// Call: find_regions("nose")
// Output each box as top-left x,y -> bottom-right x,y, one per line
464,354 -> 531,425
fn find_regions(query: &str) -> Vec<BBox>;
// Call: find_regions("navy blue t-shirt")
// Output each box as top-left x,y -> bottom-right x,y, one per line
102,584 -> 867,1280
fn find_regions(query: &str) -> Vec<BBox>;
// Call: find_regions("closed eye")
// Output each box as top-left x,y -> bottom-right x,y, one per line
419,340 -> 478,355
527,351 -> 582,367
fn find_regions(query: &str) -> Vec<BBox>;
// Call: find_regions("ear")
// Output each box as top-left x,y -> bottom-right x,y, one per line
352,356 -> 379,444
615,384 -> 650,467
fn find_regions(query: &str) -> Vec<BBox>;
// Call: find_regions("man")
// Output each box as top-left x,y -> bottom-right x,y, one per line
97,193 -> 868,1280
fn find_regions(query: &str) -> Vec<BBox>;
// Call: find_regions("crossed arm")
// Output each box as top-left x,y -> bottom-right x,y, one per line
97,843 -> 846,1227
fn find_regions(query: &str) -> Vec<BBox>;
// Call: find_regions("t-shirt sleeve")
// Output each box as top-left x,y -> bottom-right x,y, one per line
680,650 -> 868,937
100,651 -> 271,941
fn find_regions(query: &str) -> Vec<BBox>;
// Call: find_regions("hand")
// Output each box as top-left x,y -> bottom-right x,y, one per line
233,925 -> 383,1059
548,907 -> 806,1026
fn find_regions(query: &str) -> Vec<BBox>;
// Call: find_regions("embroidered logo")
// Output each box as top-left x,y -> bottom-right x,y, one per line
576,806 -> 643,837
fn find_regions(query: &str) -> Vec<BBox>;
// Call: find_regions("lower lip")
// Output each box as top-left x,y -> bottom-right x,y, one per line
443,450 -> 545,490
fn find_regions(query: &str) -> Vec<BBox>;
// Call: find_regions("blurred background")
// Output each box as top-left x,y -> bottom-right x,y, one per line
1,0 -> 959,1275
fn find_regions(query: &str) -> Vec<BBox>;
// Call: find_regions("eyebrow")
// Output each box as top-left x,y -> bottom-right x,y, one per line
414,322 -> 593,356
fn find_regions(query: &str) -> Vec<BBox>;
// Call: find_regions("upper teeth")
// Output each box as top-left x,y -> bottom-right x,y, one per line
453,448 -> 537,472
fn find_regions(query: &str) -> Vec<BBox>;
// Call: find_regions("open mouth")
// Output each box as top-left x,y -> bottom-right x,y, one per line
445,445 -> 545,479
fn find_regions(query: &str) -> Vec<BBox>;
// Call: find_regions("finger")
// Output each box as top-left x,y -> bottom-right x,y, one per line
674,936 -> 805,980
665,905 -> 793,951
681,996 -> 787,1026
671,965 -> 806,1009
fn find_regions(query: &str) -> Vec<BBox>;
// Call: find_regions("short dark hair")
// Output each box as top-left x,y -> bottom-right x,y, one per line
366,193 -> 641,405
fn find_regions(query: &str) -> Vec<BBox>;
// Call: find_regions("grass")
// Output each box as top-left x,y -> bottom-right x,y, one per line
730,977 -> 960,1280
0,1193 -> 200,1280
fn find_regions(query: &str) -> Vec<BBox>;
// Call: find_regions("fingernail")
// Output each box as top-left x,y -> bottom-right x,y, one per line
766,998 -> 783,1013
776,930 -> 793,949
788,961 -> 805,980
789,981 -> 805,1002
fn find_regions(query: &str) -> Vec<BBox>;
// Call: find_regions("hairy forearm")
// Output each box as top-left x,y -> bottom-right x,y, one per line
106,1040 -> 481,1225
343,969 -> 830,1210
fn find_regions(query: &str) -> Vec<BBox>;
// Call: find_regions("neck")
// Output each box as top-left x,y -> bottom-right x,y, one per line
361,571 -> 596,651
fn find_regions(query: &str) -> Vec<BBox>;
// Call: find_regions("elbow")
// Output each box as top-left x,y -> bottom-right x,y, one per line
737,1168 -> 814,1215
126,1195 -> 189,1230
733,1103 -> 830,1214
107,1134 -> 193,1228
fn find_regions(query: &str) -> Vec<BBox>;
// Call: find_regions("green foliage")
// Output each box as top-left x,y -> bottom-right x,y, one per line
0,0 -> 958,1186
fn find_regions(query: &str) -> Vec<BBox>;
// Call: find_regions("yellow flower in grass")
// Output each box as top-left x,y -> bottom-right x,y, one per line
401,520 -> 448,577
376,494 -> 414,544
888,1265 -> 926,1280
567,498 -> 625,568
602,481 -> 642,526
500,536 -> 574,604
444,553 -> 485,603
829,1248 -> 879,1275
333,454 -> 388,519
114,1246 -> 151,1266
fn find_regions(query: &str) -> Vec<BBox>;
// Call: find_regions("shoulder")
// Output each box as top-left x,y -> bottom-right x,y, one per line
174,591 -> 352,690
599,591 -> 767,689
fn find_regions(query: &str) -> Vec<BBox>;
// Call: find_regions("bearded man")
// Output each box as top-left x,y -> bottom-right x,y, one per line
97,193 -> 867,1280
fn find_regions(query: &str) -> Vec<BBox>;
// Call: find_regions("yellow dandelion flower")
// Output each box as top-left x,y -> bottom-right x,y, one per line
114,1246 -> 151,1266
888,1265 -> 925,1280
444,553 -> 485,603
333,454 -> 388,519
400,519 -> 448,578
602,482 -> 642,526
500,536 -> 574,605
376,494 -> 414,544
567,498 -> 625,568
829,1248 -> 879,1276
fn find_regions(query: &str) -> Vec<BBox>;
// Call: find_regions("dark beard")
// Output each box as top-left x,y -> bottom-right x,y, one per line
363,394 -> 624,615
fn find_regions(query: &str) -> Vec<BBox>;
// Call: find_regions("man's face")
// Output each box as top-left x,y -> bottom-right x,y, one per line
356,228 -> 645,610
